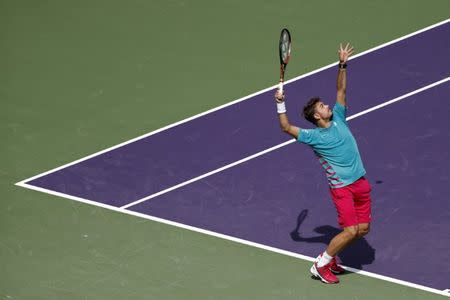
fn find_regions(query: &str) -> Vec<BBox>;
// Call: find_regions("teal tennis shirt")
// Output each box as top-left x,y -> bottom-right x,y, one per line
298,102 -> 366,188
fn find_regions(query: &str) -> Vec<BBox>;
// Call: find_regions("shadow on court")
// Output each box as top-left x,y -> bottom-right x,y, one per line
290,209 -> 375,270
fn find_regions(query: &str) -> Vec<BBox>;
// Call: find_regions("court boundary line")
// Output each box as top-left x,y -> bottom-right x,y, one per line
120,77 -> 449,209
14,181 -> 450,297
16,18 -> 449,186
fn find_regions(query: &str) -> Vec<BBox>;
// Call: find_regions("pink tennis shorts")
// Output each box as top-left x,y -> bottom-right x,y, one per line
329,176 -> 372,228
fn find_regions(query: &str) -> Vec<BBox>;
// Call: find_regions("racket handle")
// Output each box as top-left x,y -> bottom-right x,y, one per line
279,80 -> 284,93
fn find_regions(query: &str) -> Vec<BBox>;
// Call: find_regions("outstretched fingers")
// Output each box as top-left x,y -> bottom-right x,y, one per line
338,42 -> 355,59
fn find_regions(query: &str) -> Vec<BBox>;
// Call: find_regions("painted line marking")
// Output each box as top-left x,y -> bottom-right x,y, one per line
14,181 -> 450,297
120,77 -> 449,209
16,18 -> 449,186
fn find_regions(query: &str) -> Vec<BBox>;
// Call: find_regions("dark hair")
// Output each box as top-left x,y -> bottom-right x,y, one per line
303,97 -> 321,125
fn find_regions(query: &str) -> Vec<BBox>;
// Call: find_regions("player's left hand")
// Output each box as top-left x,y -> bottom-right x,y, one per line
338,43 -> 354,63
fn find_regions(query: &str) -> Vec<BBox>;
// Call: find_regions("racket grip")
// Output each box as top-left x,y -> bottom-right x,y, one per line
278,80 -> 284,93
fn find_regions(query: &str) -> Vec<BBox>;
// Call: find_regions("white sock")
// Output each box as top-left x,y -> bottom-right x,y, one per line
317,251 -> 333,268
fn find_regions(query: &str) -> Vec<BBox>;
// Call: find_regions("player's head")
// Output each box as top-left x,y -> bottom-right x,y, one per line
302,97 -> 332,125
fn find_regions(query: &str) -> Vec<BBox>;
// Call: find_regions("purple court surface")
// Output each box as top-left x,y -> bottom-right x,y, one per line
21,22 -> 450,292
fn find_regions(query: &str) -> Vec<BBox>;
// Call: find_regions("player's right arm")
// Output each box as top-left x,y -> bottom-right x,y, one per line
275,90 -> 300,139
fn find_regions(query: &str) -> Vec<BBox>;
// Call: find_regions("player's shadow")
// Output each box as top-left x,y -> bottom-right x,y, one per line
290,209 -> 375,270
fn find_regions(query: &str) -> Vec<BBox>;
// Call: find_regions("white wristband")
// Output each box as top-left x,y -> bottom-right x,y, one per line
277,101 -> 286,114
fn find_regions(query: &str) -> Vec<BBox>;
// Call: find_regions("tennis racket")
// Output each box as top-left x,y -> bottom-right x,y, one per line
278,28 -> 292,93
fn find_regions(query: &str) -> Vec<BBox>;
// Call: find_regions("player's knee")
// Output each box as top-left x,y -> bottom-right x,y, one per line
344,226 -> 359,239
357,224 -> 370,237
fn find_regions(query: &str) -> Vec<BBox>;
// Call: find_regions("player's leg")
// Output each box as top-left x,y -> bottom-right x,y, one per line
327,184 -> 361,255
310,186 -> 359,283
326,225 -> 358,256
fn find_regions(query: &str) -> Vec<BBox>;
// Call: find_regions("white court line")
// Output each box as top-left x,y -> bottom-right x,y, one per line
121,77 -> 450,209
16,18 -> 449,186
14,181 -> 450,297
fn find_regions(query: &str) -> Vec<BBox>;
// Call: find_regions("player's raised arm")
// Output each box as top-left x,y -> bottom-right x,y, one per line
336,43 -> 354,106
275,90 -> 300,139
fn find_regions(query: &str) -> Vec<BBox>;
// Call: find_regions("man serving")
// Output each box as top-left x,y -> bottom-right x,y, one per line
274,43 -> 372,284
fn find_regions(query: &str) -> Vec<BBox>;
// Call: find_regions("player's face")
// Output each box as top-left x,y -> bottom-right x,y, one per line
314,101 -> 332,120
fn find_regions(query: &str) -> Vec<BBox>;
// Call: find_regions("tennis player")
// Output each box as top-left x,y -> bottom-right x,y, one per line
274,43 -> 372,284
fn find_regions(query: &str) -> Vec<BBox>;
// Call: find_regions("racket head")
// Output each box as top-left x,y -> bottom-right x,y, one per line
279,28 -> 292,69
278,28 -> 291,85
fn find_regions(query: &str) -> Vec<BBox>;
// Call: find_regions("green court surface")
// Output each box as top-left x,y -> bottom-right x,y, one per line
1,1 -> 449,299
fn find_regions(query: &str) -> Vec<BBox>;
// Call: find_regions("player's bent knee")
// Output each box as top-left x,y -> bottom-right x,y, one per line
357,223 -> 370,237
344,225 -> 359,239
